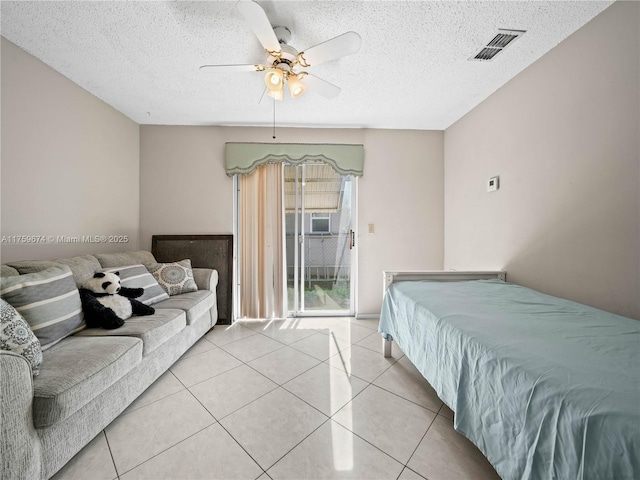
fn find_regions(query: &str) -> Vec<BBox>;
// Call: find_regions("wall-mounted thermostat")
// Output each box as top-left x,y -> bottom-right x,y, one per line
488,176 -> 500,192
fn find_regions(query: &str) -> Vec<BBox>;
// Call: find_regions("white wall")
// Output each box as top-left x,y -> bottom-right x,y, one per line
1,37 -> 140,262
444,1 -> 639,319
139,126 -> 444,314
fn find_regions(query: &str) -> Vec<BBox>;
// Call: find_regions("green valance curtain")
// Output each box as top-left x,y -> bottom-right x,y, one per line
225,142 -> 364,177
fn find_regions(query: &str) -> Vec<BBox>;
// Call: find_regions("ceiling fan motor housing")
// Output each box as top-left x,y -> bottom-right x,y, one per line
273,26 -> 291,45
267,43 -> 298,70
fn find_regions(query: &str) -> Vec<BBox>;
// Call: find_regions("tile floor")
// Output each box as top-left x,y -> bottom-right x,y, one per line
52,317 -> 500,480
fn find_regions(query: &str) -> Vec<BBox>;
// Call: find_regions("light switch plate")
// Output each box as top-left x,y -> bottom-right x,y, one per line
488,176 -> 500,192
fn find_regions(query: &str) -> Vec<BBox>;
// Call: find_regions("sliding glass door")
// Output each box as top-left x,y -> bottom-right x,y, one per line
284,163 -> 356,316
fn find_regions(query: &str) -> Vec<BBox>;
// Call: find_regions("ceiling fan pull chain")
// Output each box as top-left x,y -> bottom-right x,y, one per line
272,95 -> 276,139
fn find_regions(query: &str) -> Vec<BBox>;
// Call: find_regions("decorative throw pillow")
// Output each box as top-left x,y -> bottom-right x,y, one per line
0,298 -> 43,377
101,264 -> 169,305
149,259 -> 198,296
0,265 -> 84,350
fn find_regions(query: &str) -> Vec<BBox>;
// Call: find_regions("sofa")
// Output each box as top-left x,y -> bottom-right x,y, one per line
0,251 -> 218,480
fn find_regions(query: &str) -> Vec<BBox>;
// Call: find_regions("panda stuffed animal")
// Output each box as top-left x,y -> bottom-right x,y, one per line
80,271 -> 155,329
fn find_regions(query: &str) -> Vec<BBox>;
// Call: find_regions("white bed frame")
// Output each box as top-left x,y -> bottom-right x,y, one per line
381,270 -> 507,357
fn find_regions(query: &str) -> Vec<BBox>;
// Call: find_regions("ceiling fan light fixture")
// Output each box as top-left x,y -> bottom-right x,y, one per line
264,68 -> 284,91
287,74 -> 307,98
267,88 -> 284,101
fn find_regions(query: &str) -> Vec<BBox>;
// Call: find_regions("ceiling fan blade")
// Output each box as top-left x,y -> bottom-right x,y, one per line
237,0 -> 281,54
304,74 -> 341,99
199,64 -> 263,72
299,32 -> 362,67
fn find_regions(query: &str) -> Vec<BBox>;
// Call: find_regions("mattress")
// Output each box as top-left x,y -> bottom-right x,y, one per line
379,279 -> 640,480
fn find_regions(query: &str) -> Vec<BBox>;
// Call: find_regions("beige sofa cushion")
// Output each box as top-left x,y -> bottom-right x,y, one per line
56,256 -> 102,285
0,265 -> 19,277
95,251 -> 158,269
33,336 -> 142,428
153,290 -> 215,325
75,309 -> 186,355
6,259 -> 58,275
6,255 -> 101,286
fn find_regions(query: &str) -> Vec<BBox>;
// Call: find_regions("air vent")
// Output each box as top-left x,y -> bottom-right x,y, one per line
470,29 -> 526,61
474,47 -> 501,61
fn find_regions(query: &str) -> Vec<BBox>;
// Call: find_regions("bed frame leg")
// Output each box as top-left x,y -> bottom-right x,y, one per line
383,338 -> 392,358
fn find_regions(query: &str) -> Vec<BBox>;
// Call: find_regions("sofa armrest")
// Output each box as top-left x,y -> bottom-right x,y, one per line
0,351 -> 41,479
192,268 -> 218,292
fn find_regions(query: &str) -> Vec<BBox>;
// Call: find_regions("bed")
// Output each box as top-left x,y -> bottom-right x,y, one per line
379,271 -> 640,480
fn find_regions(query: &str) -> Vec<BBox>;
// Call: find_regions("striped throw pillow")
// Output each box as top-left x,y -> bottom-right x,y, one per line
101,264 -> 169,305
0,265 -> 84,350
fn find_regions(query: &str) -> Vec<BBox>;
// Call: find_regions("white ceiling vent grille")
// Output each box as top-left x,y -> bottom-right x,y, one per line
470,29 -> 526,61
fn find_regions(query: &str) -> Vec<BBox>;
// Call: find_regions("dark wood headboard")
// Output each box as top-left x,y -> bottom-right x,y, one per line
152,235 -> 233,325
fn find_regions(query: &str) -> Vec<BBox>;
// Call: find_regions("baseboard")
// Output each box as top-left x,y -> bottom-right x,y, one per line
355,313 -> 379,319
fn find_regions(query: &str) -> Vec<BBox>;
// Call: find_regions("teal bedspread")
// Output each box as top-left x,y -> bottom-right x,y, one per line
379,279 -> 640,480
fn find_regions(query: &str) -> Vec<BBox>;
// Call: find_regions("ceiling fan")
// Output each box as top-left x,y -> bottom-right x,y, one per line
200,0 -> 362,101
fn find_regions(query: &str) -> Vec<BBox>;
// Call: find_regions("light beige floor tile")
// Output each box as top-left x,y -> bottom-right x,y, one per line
289,332 -> 351,361
333,385 -> 436,464
220,388 -> 327,470
289,316 -> 344,331
237,318 -> 272,331
123,370 -> 185,414
190,364 -> 278,419
407,415 -> 500,480
170,346 -> 242,387
120,423 -> 262,480
51,431 -> 116,480
283,363 -> 368,416
356,332 -> 404,359
204,323 -> 257,346
256,474 -> 272,480
356,332 -> 405,358
220,333 -> 285,362
327,344 -> 399,382
439,403 -> 455,420
253,319 -> 318,345
355,331 -> 385,352
348,317 -> 380,331
325,316 -> 357,323
106,390 -> 215,474
248,346 -> 320,384
398,467 -> 427,480
180,336 -> 217,358
325,321 -> 376,344
267,420 -> 404,480
373,356 -> 443,413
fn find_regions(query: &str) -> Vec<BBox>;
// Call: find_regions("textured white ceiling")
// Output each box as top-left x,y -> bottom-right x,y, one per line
1,1 -> 613,130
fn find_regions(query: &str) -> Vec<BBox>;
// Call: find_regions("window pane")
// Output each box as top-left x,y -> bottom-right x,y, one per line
312,218 -> 330,233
